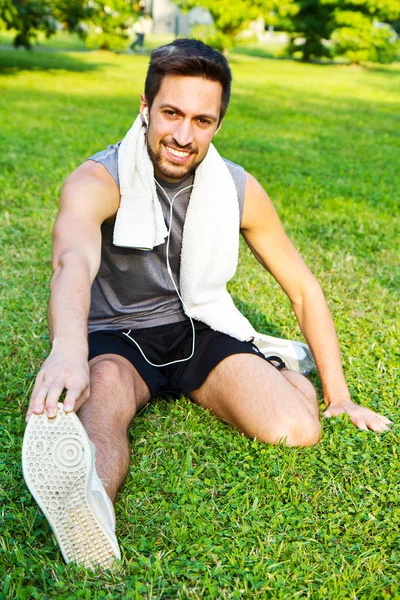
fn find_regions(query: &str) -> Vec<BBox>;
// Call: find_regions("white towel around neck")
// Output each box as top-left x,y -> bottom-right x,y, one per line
113,116 -> 315,372
114,114 -> 263,341
114,115 -> 168,250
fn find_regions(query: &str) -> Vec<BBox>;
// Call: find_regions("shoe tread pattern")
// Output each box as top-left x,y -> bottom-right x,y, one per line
22,408 -> 116,569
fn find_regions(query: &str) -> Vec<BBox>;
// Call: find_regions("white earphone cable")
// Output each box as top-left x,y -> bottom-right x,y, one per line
122,180 -> 196,367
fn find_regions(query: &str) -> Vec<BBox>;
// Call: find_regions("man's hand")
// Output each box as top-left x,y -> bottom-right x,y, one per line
324,400 -> 392,433
26,352 -> 90,422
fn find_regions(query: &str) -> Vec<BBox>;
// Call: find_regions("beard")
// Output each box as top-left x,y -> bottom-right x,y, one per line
146,137 -> 200,182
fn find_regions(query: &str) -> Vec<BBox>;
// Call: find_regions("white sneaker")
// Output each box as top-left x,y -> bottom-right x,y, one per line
22,404 -> 121,569
252,334 -> 316,375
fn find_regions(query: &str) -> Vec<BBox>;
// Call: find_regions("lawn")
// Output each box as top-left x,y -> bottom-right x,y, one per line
0,29 -> 174,52
0,46 -> 399,599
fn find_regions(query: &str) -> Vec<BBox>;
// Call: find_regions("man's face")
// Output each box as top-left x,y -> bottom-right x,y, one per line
141,75 -> 222,182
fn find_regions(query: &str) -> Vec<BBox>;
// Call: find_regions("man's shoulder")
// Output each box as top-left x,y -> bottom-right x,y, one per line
221,157 -> 247,203
85,142 -> 122,188
222,157 -> 244,172
88,142 -> 122,162
58,161 -> 120,225
222,156 -> 247,184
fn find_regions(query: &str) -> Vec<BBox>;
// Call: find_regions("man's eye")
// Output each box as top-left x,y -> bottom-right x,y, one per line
198,118 -> 212,126
164,110 -> 176,117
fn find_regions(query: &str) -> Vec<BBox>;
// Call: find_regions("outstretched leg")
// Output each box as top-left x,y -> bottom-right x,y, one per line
77,353 -> 151,502
190,354 -> 321,446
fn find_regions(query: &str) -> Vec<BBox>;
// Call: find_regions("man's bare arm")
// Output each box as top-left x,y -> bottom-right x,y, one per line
241,173 -> 391,432
26,162 -> 120,421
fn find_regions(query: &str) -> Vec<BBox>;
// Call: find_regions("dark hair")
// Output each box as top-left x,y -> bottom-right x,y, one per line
144,38 -> 232,123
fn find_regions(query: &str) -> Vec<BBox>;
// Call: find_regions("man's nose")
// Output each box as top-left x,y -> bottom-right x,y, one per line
172,119 -> 194,147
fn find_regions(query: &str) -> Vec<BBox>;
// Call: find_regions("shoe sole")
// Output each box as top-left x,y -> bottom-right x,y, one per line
22,407 -> 118,569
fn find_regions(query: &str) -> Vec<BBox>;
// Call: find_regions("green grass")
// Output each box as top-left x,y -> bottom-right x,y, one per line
0,29 -> 88,51
1,48 -> 399,599
232,34 -> 288,60
0,28 -> 174,52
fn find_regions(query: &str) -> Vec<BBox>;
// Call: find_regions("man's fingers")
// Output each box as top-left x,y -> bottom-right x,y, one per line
352,418 -> 369,431
30,372 -> 44,402
323,405 -> 393,434
26,380 -> 88,422
365,416 -> 391,433
64,383 -> 90,412
323,407 -> 344,419
26,382 -> 52,422
30,383 -> 51,415
362,410 -> 392,432
44,380 -> 66,418
27,373 -> 46,421
26,357 -> 90,423
361,408 -> 392,425
372,422 -> 390,433
352,412 -> 391,433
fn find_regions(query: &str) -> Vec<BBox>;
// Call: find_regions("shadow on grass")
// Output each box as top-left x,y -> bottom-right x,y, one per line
231,297 -> 285,338
232,47 -> 277,60
0,48 -> 110,75
232,46 -> 400,70
232,46 -> 342,65
363,63 -> 400,76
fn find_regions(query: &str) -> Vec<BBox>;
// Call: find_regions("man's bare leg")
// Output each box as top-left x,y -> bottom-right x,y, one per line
190,354 -> 321,446
76,354 -> 151,502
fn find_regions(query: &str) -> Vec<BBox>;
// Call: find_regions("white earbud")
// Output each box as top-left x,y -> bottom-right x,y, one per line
142,107 -> 149,126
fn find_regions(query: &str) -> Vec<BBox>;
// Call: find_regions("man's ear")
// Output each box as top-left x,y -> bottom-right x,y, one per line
140,94 -> 149,126
140,94 -> 148,114
214,121 -> 223,136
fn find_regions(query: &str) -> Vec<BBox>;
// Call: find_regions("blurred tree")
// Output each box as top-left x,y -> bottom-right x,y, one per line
331,1 -> 400,63
0,0 -> 90,48
175,0 -> 258,53
84,0 -> 136,50
175,0 -> 296,53
53,0 -> 90,32
332,9 -> 399,62
0,0 -> 56,48
285,0 -> 400,62
286,0 -> 333,60
0,0 -> 138,50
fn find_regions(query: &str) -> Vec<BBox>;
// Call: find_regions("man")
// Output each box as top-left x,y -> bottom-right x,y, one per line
23,39 -> 391,570
129,7 -> 148,53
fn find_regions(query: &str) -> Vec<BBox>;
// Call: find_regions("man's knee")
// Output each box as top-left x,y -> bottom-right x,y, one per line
255,409 -> 322,447
281,370 -> 319,411
86,356 -> 139,424
90,355 -> 128,386
285,416 -> 321,447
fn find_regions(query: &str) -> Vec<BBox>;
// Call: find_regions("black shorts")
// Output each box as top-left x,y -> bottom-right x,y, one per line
88,320 -> 276,399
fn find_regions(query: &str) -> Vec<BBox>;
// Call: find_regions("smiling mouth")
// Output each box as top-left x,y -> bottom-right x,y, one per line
164,145 -> 192,160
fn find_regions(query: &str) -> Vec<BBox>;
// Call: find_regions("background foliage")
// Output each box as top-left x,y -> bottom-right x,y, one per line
1,0 -> 399,60
285,0 -> 400,62
83,0 -> 136,50
173,0 -> 400,61
176,0 -> 296,53
332,9 -> 398,63
0,0 -> 88,48
0,0 -> 138,49
1,45 -> 399,598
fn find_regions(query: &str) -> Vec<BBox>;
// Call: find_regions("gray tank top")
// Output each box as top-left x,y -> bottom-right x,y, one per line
87,142 -> 246,332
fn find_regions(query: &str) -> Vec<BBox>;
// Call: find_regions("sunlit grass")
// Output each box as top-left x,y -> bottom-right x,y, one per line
0,28 -> 174,52
0,48 -> 399,598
